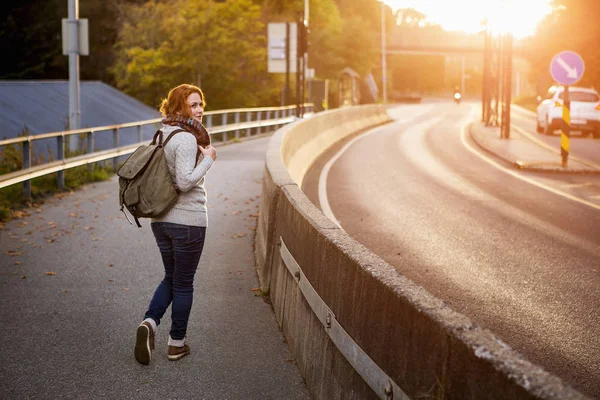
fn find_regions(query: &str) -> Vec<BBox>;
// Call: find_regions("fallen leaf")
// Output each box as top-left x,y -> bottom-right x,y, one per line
123,287 -> 129,291
14,261 -> 21,265
61,290 -> 68,293
46,271 -> 56,275
21,275 -> 27,279
251,287 -> 260,291
108,264 -> 114,267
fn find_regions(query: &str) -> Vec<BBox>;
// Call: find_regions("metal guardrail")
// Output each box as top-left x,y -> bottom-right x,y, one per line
0,104 -> 313,195
279,238 -> 409,400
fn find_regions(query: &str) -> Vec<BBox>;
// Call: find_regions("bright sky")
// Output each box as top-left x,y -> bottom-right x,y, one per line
383,0 -> 554,38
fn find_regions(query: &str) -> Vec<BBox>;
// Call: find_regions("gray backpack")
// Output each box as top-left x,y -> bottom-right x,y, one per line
117,128 -> 185,227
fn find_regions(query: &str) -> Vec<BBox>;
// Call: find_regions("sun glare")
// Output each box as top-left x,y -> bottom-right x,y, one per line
384,0 -> 553,38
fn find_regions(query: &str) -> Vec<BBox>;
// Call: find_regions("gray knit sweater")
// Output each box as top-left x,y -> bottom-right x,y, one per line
151,125 -> 214,227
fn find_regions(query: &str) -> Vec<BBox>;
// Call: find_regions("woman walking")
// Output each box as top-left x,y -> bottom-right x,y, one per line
134,83 -> 217,365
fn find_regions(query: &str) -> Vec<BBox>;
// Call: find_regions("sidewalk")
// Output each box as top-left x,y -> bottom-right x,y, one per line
0,135 -> 312,399
469,121 -> 600,174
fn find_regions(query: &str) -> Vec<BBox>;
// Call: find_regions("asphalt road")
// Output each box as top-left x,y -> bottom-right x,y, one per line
0,136 -> 311,399
303,101 -> 600,398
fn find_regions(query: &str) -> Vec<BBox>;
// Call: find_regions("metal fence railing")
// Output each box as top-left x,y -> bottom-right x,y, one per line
0,104 -> 314,196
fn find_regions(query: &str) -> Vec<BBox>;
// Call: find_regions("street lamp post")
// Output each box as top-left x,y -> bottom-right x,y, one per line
380,1 -> 387,104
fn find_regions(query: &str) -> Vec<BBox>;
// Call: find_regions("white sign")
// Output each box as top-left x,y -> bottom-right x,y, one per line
62,18 -> 89,56
268,22 -> 296,73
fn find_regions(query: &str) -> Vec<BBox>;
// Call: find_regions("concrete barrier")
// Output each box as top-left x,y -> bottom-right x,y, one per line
255,105 -> 587,399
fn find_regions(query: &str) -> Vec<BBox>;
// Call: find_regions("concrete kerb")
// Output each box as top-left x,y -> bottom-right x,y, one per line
256,105 -> 589,399
468,121 -> 600,175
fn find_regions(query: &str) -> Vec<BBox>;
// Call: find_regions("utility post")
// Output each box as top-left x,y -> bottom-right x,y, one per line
500,33 -> 513,139
380,1 -> 387,104
61,0 -> 88,187
561,85 -> 571,167
296,12 -> 308,118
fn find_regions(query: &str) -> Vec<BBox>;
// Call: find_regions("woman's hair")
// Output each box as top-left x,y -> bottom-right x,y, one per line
159,84 -> 206,117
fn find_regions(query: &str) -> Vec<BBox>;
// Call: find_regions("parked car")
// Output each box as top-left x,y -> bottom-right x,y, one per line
536,85 -> 600,138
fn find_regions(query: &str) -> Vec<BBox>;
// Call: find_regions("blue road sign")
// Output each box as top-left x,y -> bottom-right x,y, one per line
550,51 -> 585,85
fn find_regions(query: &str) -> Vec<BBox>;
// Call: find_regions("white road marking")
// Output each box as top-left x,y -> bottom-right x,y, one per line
561,182 -> 595,189
461,123 -> 600,211
318,105 -> 435,228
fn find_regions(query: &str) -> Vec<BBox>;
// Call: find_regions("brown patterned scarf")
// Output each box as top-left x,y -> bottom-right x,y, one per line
162,115 -> 211,147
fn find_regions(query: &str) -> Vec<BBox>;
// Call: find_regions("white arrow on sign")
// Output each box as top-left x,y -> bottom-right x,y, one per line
557,56 -> 579,79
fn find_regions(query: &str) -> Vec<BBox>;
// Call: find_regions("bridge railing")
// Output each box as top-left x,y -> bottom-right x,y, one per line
0,104 -> 314,196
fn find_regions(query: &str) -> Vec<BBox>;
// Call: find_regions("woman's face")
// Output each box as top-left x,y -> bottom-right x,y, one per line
186,92 -> 204,122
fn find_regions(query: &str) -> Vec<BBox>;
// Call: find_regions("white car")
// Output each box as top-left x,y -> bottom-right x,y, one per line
536,85 -> 600,138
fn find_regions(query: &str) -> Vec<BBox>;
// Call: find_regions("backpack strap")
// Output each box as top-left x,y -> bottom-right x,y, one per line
162,129 -> 187,146
150,128 -> 186,146
160,128 -> 202,165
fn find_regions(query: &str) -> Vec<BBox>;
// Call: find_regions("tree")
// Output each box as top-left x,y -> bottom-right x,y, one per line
525,0 -> 600,92
111,0 -> 277,109
0,0 -> 67,79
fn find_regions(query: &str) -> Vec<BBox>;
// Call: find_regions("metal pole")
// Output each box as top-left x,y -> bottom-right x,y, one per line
381,1 -> 387,104
561,85 -> 570,167
296,13 -> 302,117
304,0 -> 309,101
502,33 -> 513,139
285,22 -> 290,106
67,0 -> 81,147
461,56 -> 466,95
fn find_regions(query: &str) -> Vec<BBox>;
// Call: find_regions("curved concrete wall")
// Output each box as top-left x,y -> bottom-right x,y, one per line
255,105 -> 587,399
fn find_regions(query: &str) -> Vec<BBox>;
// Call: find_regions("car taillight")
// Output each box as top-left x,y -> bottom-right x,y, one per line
555,101 -> 562,107
596,104 -> 600,111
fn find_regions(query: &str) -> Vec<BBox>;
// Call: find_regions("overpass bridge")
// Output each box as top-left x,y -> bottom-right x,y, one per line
386,29 -> 528,57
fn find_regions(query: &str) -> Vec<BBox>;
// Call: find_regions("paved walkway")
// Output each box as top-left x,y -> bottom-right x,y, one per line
0,135 -> 311,399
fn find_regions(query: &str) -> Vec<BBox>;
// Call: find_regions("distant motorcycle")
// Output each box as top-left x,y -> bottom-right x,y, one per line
454,92 -> 462,104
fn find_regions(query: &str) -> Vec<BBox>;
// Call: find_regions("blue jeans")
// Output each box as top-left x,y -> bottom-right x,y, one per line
145,222 -> 206,340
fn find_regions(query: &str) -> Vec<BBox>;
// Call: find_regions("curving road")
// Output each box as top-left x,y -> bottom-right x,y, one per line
303,101 -> 600,398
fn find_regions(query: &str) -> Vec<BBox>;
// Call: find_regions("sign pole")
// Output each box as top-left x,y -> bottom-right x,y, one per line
549,50 -> 584,167
285,22 -> 290,106
561,85 -> 570,167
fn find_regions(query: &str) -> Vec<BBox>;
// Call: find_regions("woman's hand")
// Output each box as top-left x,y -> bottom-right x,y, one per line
199,145 -> 217,161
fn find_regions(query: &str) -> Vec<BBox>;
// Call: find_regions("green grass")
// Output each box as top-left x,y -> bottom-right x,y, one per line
0,138 -> 114,223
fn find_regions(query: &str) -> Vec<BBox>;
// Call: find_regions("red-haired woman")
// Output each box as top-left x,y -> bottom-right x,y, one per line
134,84 -> 217,365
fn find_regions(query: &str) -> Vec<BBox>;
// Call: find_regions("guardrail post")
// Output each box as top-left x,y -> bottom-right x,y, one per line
222,113 -> 228,143
22,141 -> 31,198
246,112 -> 252,137
57,136 -> 64,190
266,110 -> 271,134
113,128 -> 119,172
137,125 -> 142,143
235,112 -> 240,139
257,111 -> 263,134
87,131 -> 94,171
206,115 -> 212,131
274,110 -> 280,129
